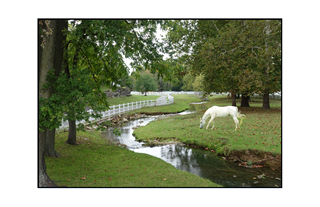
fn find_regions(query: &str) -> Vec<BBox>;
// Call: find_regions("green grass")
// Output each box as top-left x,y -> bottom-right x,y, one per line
107,95 -> 160,106
46,130 -> 221,187
127,94 -> 202,114
133,96 -> 281,156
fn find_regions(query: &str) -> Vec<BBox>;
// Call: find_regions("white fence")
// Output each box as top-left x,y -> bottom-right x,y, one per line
131,91 -> 235,96
58,94 -> 174,130
131,91 -> 204,96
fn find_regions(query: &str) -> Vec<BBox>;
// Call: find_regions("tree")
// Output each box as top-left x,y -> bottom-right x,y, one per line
192,74 -> 204,91
171,78 -> 183,91
135,72 -> 157,95
59,20 -> 175,144
39,20 -> 67,187
181,73 -> 194,91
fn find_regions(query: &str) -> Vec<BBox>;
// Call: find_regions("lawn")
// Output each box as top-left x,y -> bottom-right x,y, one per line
46,130 -> 221,187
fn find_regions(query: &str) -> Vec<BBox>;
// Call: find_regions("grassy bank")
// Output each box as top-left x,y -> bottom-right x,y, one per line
133,95 -> 281,162
46,130 -> 221,187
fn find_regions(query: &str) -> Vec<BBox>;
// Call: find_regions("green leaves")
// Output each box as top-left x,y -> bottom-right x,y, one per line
135,72 -> 157,93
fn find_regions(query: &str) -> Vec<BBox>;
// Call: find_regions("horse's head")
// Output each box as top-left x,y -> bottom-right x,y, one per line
199,117 -> 205,129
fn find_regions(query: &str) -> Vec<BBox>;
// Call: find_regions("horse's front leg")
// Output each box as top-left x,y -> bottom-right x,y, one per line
233,117 -> 239,130
211,120 -> 215,129
206,116 -> 215,129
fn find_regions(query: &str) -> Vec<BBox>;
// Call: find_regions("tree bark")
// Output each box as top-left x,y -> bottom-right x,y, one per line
240,92 -> 250,107
231,91 -> 236,106
44,20 -> 68,157
64,43 -> 79,145
65,116 -> 77,145
45,128 -> 60,157
39,131 -> 57,187
262,88 -> 271,109
262,21 -> 271,110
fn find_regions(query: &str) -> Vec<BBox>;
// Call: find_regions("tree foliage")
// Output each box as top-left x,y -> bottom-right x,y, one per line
39,20 -> 176,132
135,72 -> 157,95
181,73 -> 195,91
165,20 -> 281,107
192,74 -> 205,91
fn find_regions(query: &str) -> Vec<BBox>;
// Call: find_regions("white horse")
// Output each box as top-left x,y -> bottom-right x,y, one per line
199,106 -> 245,130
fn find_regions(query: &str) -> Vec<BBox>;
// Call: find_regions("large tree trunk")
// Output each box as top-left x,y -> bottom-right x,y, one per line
39,20 -> 60,187
262,88 -> 271,109
262,21 -> 271,110
45,128 -> 60,157
240,92 -> 250,107
64,45 -> 79,145
44,20 -> 67,157
39,131 -> 57,187
65,115 -> 77,145
231,91 -> 236,106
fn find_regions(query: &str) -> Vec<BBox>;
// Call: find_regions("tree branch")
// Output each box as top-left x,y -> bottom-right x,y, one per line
78,47 -> 98,83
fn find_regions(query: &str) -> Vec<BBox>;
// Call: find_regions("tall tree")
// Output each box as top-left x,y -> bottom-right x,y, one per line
192,74 -> 204,91
181,73 -> 195,91
39,20 -> 68,187
60,20 -> 174,144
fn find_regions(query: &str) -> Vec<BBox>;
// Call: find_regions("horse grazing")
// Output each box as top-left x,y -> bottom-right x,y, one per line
199,106 -> 245,130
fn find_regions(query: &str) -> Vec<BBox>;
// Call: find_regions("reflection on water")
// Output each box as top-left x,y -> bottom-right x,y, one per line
133,144 -> 281,187
104,116 -> 157,149
103,104 -> 281,187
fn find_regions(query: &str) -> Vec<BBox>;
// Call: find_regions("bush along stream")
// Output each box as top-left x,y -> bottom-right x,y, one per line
104,101 -> 282,187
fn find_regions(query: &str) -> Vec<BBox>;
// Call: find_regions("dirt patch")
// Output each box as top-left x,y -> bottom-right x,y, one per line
225,150 -> 281,170
136,137 -> 184,147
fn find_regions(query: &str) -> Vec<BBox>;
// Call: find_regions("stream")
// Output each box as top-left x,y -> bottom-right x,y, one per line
103,103 -> 282,187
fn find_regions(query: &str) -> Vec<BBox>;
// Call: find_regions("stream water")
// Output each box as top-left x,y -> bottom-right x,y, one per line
104,103 -> 282,187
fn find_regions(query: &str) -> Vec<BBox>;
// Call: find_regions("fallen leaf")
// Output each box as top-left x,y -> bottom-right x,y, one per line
81,177 -> 86,180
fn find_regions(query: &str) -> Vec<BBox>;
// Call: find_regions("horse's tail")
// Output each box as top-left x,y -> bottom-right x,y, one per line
237,111 -> 246,126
